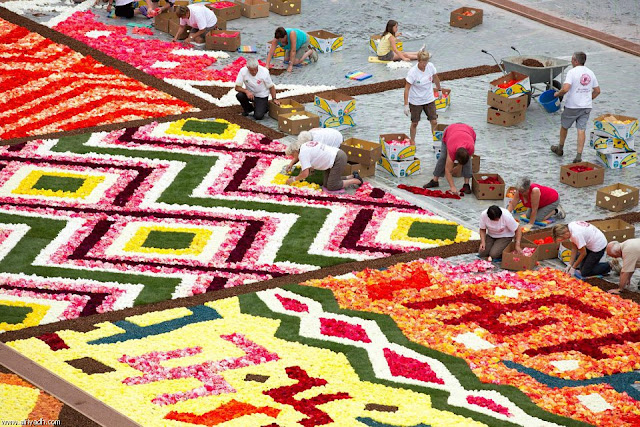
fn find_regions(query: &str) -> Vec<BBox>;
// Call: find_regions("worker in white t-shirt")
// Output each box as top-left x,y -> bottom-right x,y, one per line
106,0 -> 151,18
285,129 -> 343,172
606,239 -> 640,294
552,222 -> 611,279
173,4 -> 218,44
404,50 -> 441,146
234,58 -> 278,120
479,205 -> 523,261
284,140 -> 362,192
550,51 -> 600,163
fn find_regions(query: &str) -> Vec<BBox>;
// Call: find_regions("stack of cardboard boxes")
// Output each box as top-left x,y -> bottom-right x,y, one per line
268,99 -> 319,135
590,114 -> 638,169
377,134 -> 420,177
486,71 -> 530,127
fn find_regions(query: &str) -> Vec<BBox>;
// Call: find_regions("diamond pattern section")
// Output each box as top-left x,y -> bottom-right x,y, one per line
407,220 -> 459,241
13,170 -> 104,199
0,303 -> 32,324
142,230 -> 196,251
123,225 -> 213,256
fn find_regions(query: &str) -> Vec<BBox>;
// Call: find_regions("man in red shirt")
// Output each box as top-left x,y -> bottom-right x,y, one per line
424,123 -> 475,194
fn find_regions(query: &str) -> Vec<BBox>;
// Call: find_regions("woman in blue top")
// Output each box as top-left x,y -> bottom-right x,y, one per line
266,27 -> 318,73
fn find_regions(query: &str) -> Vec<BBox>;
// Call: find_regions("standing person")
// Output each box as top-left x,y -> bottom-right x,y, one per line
285,129 -> 343,172
172,4 -> 218,44
550,51 -> 600,163
266,27 -> 317,73
508,177 -> 565,230
479,205 -> 523,261
423,123 -> 475,194
284,141 -> 362,191
552,222 -> 611,279
606,239 -> 640,294
234,58 -> 279,120
404,50 -> 441,146
376,20 -> 420,62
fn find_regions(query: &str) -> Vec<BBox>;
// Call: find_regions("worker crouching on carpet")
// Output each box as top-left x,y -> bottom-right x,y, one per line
508,177 -> 565,231
479,205 -> 523,262
173,4 -> 219,44
553,222 -> 611,279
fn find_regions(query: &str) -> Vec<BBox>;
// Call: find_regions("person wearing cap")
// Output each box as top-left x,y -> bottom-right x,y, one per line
606,239 -> 640,294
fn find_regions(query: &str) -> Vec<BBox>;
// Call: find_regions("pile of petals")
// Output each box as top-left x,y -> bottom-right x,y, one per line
131,27 -> 154,36
385,138 -> 411,145
568,165 -> 593,173
211,32 -> 240,38
288,114 -> 309,120
398,184 -> 462,199
533,236 -> 554,245
497,79 -> 520,89
207,1 -> 236,8
610,189 -> 629,197
514,247 -> 536,256
476,176 -> 502,184
53,11 -> 247,81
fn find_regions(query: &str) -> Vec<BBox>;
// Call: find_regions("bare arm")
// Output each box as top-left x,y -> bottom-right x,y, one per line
269,85 -> 279,103
554,82 -> 571,98
433,74 -> 442,96
479,228 -> 487,252
514,227 -> 523,253
285,152 -> 299,172
287,32 -> 297,72
403,81 -> 411,106
389,35 -> 408,61
528,188 -> 541,226
265,40 -> 277,68
572,246 -> 587,269
592,86 -> 601,99
172,25 -> 187,42
286,167 -> 310,184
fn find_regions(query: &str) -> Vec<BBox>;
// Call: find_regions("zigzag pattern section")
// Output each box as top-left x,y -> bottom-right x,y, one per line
0,17 -> 195,141
0,119 -> 474,331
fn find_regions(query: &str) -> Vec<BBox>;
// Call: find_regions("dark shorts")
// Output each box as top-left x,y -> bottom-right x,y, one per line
561,107 -> 591,130
378,51 -> 394,61
115,2 -> 135,18
410,101 -> 437,123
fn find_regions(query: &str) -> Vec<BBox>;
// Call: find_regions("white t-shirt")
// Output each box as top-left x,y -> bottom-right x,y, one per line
298,142 -> 338,171
115,0 -> 135,5
406,62 -> 437,105
620,238 -> 640,273
479,208 -> 518,238
180,4 -> 217,30
235,66 -> 274,99
563,66 -> 598,109
310,128 -> 343,148
568,221 -> 607,252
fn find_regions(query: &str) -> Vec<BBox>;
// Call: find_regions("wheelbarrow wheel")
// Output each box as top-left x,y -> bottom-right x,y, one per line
552,80 -> 563,102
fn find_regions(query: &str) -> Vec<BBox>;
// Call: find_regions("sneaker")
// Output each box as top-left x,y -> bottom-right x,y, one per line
572,154 -> 582,163
461,183 -> 472,194
609,258 -> 622,275
310,48 -> 318,63
423,179 -> 439,189
550,145 -> 564,156
555,204 -> 566,219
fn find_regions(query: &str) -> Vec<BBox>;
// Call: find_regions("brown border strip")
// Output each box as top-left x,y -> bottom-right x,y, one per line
478,0 -> 640,57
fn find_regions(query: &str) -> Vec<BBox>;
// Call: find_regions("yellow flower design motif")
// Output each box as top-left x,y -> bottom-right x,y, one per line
391,217 -> 472,246
165,119 -> 240,140
13,170 -> 104,199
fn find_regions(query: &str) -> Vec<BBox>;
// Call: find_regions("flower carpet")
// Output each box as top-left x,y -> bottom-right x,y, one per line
0,118 -> 474,333
0,16 -> 195,141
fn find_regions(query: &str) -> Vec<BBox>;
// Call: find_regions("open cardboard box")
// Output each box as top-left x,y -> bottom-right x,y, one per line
342,161 -> 361,176
434,88 -> 451,112
487,107 -> 526,127
489,71 -> 531,98
589,219 -> 636,243
596,183 -> 639,212
269,0 -> 301,15
235,0 -> 270,18
168,20 -> 189,39
358,163 -> 376,178
472,173 -> 505,200
592,114 -> 638,141
487,90 -> 527,113
278,111 -> 319,135
153,10 -> 177,32
268,99 -> 304,120
206,2 -> 241,20
557,241 -> 575,265
379,133 -> 414,161
308,30 -> 343,53
590,131 -> 634,152
377,156 -> 421,178
523,229 -> 559,260
341,137 -> 382,166
432,123 -> 448,144
313,91 -> 356,130
449,7 -> 483,29
205,30 -> 241,51
501,242 -> 538,271
595,150 -> 637,169
559,161 -> 604,188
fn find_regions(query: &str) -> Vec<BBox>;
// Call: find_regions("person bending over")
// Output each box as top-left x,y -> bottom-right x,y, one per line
552,222 -> 611,279
423,123 -> 475,194
479,205 -> 523,261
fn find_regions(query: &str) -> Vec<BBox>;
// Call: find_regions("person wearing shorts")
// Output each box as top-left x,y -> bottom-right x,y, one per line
376,20 -> 420,61
266,27 -> 317,73
550,51 -> 600,163
404,50 -> 441,146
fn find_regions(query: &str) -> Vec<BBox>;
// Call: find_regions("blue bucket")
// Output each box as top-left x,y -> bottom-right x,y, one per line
539,89 -> 560,113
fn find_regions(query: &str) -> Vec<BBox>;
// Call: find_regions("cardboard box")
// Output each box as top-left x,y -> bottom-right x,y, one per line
205,30 -> 241,52
369,34 -> 402,54
487,90 -> 527,113
168,20 -> 189,39
216,18 -> 227,30
265,42 -> 286,58
501,242 -> 538,271
269,0 -> 301,15
174,0 -> 188,5
595,150 -> 637,169
278,111 -> 319,135
489,71 -> 531,98
523,230 -> 559,260
435,88 -> 451,112
379,133 -> 414,161
592,114 -> 638,141
432,123 -> 448,143
450,7 -> 483,29
377,156 -> 421,178
342,161 -> 361,176
487,107 -> 526,127
596,183 -> 639,212
558,241 -> 574,265
153,10 -> 177,33
589,219 -> 635,243
358,163 -> 376,178
472,173 -> 505,200
308,30 -> 343,53
313,91 -> 356,131
589,131 -> 634,153
268,99 -> 305,120
451,154 -> 480,178
235,0 -> 269,18
341,137 -> 382,166
560,161 -> 604,188
206,2 -> 241,20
